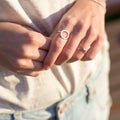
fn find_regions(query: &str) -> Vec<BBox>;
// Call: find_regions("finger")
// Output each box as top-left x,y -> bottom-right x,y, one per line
43,21 -> 73,69
32,49 -> 47,62
55,23 -> 89,65
16,69 -> 41,77
30,31 -> 50,50
25,60 -> 43,70
13,59 -> 43,70
71,27 -> 97,60
82,37 -> 103,61
40,37 -> 50,50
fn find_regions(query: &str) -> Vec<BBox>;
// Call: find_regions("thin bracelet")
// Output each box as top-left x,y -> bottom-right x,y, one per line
90,0 -> 106,9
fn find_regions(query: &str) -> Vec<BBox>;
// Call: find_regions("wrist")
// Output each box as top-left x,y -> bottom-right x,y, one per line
89,0 -> 107,14
76,0 -> 106,13
90,0 -> 106,8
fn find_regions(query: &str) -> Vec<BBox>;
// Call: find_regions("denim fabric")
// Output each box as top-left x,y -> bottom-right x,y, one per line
56,54 -> 111,120
0,85 -> 111,120
0,104 -> 57,120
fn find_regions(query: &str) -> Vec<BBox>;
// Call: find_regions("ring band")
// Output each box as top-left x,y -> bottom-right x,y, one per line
59,30 -> 70,40
79,47 -> 88,53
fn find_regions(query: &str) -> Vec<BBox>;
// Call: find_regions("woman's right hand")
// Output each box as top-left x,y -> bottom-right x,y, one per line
0,22 -> 50,76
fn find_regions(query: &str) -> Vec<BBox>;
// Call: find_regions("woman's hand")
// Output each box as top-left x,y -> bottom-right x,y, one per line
43,0 -> 106,69
0,22 -> 50,76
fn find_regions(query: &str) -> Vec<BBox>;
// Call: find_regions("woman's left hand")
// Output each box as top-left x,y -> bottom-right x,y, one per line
43,0 -> 106,69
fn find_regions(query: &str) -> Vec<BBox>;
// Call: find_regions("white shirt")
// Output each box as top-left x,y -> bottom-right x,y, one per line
0,0 -> 108,113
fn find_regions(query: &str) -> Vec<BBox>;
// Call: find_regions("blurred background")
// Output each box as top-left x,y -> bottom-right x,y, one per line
106,0 -> 120,120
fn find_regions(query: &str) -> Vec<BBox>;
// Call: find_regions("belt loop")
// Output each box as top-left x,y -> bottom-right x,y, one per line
13,112 -> 22,120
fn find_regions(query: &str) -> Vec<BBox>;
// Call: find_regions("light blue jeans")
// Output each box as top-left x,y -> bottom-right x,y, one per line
0,77 -> 111,120
0,85 -> 111,120
0,45 -> 111,120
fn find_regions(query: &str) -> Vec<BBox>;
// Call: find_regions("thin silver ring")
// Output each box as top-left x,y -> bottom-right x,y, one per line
59,30 -> 70,40
79,47 -> 88,53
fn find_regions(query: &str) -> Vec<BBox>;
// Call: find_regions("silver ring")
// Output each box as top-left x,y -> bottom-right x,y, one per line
79,47 -> 88,53
59,30 -> 70,40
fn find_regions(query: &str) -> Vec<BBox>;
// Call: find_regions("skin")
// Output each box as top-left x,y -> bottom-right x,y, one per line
0,0 -> 106,76
43,0 -> 106,69
0,22 -> 50,76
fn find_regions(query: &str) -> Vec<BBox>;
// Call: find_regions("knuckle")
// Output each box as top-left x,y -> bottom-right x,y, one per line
22,47 -> 36,58
68,17 -> 76,25
78,19 -> 89,29
24,31 -> 37,45
13,59 -> 27,69
62,16 -> 76,27
73,24 -> 81,34
61,18 -> 69,27
22,48 -> 29,57
25,31 -> 34,39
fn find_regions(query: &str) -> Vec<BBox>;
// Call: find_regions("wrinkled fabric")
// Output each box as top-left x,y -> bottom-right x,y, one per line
0,1 -> 111,118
